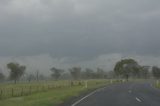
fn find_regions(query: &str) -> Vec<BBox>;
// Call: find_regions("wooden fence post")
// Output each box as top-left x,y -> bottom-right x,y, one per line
29,86 -> 32,94
21,88 -> 23,96
48,85 -> 50,90
0,89 -> 2,99
36,86 -> 39,92
11,88 -> 14,97
42,86 -> 44,91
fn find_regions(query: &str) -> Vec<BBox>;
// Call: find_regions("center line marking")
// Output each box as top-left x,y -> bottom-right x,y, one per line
128,90 -> 132,93
136,97 -> 142,102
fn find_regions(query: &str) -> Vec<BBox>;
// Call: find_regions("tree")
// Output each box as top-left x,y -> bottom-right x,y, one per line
0,68 -> 5,82
114,59 -> 140,80
7,62 -> 26,84
96,68 -> 106,79
140,66 -> 150,79
83,68 -> 94,79
36,70 -> 39,82
39,74 -> 46,80
27,74 -> 35,82
0,72 -> 5,82
152,66 -> 160,79
69,67 -> 81,80
50,67 -> 64,80
107,71 -> 116,79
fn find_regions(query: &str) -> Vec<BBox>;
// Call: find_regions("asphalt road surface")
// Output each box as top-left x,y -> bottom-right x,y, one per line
70,82 -> 160,106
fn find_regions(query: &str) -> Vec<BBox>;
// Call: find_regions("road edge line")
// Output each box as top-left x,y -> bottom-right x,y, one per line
71,86 -> 106,106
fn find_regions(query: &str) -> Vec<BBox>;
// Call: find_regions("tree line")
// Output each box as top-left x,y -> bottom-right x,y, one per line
0,59 -> 160,83
0,62 -> 109,83
114,59 -> 160,80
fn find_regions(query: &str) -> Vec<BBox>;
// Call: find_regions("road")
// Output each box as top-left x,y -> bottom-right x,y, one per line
70,82 -> 160,106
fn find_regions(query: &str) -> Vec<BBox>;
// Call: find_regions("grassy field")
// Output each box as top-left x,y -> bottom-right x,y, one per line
0,79 -> 117,106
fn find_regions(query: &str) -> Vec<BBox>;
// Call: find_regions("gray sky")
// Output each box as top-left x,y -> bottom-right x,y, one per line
0,0 -> 160,75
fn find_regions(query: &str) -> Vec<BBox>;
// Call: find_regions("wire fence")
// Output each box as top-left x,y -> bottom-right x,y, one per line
0,81 -> 85,100
0,79 -> 120,100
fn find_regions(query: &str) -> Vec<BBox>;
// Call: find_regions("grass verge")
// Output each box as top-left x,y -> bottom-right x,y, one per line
0,80 -> 113,106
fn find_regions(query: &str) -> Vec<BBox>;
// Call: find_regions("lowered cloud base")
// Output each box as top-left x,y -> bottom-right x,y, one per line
0,53 -> 159,76
0,0 -> 160,75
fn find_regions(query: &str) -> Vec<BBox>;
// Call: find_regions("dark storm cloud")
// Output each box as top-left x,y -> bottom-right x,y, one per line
0,0 -> 160,58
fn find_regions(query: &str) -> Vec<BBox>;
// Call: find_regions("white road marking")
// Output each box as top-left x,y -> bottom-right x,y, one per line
128,90 -> 132,93
136,97 -> 142,102
71,90 -> 97,106
71,87 -> 106,106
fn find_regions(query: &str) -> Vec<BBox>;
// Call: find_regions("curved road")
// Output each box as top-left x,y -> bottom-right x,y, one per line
68,82 -> 160,106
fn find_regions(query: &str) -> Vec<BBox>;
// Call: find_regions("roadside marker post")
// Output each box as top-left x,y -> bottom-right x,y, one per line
110,79 -> 113,84
156,80 -> 159,86
123,79 -> 125,83
85,81 -> 88,89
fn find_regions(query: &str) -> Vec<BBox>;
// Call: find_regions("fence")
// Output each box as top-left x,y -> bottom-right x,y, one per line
0,81 -> 85,100
0,79 -> 117,100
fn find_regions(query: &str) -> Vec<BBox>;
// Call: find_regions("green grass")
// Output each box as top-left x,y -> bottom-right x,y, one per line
0,79 -> 114,106
0,80 -> 72,99
0,86 -> 84,106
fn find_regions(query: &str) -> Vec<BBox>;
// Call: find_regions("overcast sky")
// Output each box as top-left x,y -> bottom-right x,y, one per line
0,0 -> 160,75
